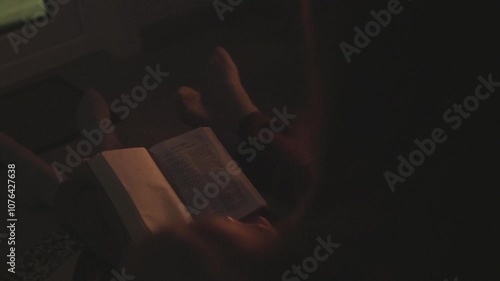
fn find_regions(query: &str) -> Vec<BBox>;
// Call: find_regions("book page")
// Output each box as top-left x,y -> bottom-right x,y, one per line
149,127 -> 267,220
89,148 -> 193,244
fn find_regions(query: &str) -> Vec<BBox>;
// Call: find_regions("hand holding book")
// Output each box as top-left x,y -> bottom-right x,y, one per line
88,127 -> 266,245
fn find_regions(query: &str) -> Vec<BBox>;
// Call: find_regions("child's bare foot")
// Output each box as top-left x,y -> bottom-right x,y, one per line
177,47 -> 258,129
205,47 -> 259,119
77,89 -> 123,152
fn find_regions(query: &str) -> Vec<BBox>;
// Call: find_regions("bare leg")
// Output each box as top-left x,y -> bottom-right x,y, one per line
0,132 -> 59,207
0,90 -> 123,207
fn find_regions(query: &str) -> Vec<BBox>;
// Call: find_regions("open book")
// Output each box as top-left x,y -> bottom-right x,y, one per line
88,127 -> 267,244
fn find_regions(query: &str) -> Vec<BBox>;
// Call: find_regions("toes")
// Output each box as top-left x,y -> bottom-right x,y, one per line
207,47 -> 240,83
209,47 -> 235,68
176,87 -> 212,126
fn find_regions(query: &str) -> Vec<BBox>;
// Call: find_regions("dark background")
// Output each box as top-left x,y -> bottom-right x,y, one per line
310,1 -> 500,280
